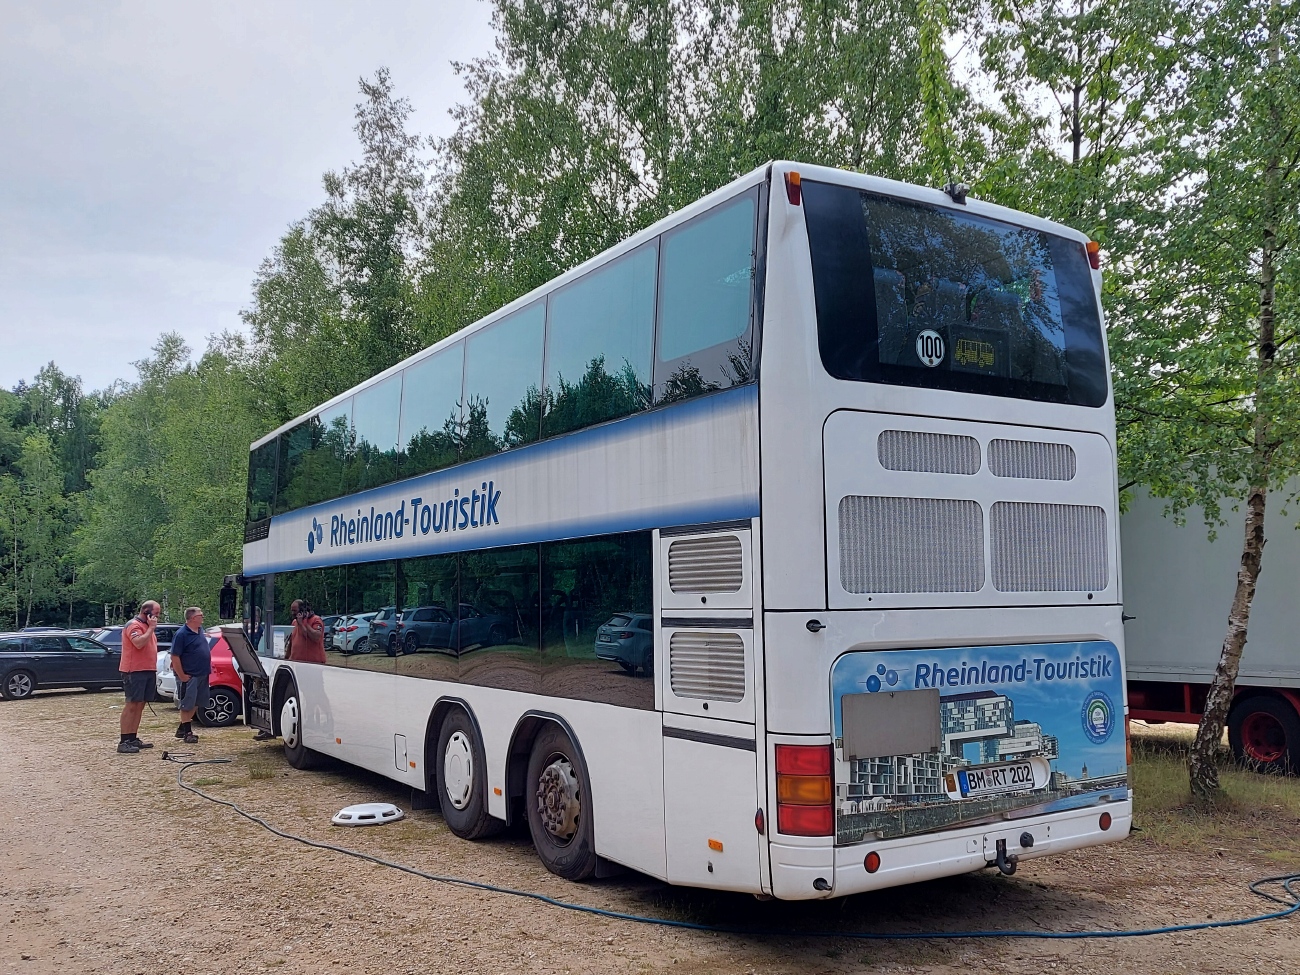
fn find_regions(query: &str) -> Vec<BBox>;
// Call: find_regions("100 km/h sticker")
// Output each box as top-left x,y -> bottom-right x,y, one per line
915,329 -> 945,367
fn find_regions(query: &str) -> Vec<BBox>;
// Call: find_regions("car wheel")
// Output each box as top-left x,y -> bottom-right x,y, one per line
2,670 -> 36,700
404,633 -> 420,654
355,637 -> 369,654
488,624 -> 507,647
281,682 -> 321,770
525,723 -> 597,881
198,687 -> 242,728
1229,696 -> 1300,774
436,709 -> 502,840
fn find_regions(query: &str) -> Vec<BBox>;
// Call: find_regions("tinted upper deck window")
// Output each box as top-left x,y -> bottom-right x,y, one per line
803,181 -> 1107,407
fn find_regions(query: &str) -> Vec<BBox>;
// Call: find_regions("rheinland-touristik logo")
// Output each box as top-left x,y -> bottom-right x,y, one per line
310,481 -> 503,554
1081,690 -> 1116,743
913,651 -> 1114,690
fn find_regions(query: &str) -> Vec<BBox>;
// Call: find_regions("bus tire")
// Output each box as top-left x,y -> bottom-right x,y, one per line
1228,696 -> 1300,774
281,681 -> 321,770
525,723 -> 597,881
436,709 -> 502,840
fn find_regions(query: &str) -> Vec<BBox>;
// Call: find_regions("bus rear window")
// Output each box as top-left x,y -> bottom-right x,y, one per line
803,181 -> 1107,407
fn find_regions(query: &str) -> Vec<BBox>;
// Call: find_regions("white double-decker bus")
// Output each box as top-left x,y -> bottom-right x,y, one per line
233,162 -> 1130,898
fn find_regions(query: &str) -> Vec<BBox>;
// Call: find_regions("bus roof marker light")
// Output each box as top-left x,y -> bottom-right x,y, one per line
785,171 -> 802,206
1086,240 -> 1102,270
942,182 -> 969,205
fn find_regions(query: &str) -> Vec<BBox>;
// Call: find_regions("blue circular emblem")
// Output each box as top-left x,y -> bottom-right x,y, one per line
306,531 -> 315,553
885,669 -> 898,686
1081,691 -> 1115,744
865,675 -> 881,693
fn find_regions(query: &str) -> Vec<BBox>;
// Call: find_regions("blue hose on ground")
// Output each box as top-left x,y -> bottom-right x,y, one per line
166,755 -> 1299,941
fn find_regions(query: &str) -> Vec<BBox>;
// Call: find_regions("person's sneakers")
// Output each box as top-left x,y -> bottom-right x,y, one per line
252,730 -> 276,741
180,732 -> 199,744
175,726 -> 188,739
116,739 -> 141,754
129,737 -> 154,749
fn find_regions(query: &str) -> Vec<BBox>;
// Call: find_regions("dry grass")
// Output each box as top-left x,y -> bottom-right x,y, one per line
1131,721 -> 1300,860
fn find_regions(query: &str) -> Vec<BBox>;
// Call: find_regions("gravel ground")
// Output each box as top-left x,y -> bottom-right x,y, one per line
2,690 -> 1298,975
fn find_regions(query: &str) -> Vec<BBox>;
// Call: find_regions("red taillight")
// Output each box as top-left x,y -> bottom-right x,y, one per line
1099,811 -> 1113,831
864,851 -> 881,874
777,803 -> 833,836
775,744 -> 831,776
1086,240 -> 1101,270
342,625 -> 356,632
616,631 -> 634,639
784,170 -> 802,206
774,744 -> 833,836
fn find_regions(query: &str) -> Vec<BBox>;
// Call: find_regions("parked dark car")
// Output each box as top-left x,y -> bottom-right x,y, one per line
396,606 -> 455,653
594,613 -> 654,674
91,624 -> 181,654
0,631 -> 122,699
453,602 -> 516,651
371,606 -> 400,653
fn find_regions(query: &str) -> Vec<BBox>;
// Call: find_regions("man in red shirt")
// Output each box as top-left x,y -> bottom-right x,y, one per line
287,599 -> 327,664
118,600 -> 160,754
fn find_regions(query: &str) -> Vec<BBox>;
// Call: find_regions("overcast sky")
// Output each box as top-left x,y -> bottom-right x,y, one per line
0,1 -> 496,393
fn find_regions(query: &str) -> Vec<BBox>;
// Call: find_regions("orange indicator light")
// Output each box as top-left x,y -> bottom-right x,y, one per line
1086,240 -> 1101,270
785,171 -> 802,206
708,839 -> 724,852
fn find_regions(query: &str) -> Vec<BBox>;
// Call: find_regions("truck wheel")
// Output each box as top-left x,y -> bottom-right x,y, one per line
1228,696 -> 1300,774
435,708 -> 502,840
525,723 -> 597,881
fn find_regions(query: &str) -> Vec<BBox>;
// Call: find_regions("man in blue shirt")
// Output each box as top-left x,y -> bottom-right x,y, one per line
171,607 -> 211,743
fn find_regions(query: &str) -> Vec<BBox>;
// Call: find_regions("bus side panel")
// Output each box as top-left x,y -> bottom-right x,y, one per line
303,664 -> 398,774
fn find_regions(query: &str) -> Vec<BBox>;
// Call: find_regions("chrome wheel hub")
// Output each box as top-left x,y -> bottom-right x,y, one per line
443,731 -> 474,810
536,757 -> 581,842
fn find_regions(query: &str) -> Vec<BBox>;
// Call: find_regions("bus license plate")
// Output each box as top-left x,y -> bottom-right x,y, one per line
956,762 -> 1036,798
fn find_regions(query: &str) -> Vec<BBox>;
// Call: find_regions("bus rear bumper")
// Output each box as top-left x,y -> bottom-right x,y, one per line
768,798 -> 1132,899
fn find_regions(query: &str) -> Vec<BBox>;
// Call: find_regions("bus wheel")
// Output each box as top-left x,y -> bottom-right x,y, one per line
436,709 -> 502,840
525,724 -> 597,881
281,683 -> 321,770
1229,696 -> 1300,774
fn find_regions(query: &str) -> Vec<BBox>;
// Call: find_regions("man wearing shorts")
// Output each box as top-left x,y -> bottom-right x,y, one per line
117,600 -> 160,754
171,607 -> 211,744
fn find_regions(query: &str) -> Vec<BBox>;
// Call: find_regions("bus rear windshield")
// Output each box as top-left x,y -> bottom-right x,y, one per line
803,181 -> 1108,407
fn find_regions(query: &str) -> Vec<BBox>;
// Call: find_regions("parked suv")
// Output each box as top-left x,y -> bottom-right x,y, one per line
1,631 -> 121,699
371,606 -> 400,654
594,613 -> 654,675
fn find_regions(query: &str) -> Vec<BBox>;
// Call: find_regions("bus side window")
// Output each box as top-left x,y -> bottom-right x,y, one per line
461,301 -> 546,462
542,242 -> 656,438
654,190 -> 758,404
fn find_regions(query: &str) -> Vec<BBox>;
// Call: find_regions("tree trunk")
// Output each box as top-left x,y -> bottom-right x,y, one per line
1188,3 -> 1282,801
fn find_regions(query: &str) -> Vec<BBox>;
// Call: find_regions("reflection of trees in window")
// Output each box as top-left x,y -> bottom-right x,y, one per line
543,356 -> 651,437
457,547 -> 539,651
246,441 -> 278,521
657,338 -> 752,405
278,413 -> 354,512
541,534 -> 652,659
402,408 -> 460,475
275,567 -> 347,623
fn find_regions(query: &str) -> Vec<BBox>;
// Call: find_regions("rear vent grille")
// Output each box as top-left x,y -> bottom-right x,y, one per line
989,440 -> 1077,480
668,535 -> 743,593
990,502 -> 1107,591
839,496 -> 984,593
877,430 -> 981,475
669,631 -> 746,702
244,518 -> 271,543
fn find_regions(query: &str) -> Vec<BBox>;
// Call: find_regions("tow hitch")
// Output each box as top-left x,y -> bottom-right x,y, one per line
990,837 -> 1018,876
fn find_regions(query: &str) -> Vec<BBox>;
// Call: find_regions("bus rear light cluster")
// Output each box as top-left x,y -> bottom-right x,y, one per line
775,744 -> 833,837
864,851 -> 881,874
1099,811 -> 1112,831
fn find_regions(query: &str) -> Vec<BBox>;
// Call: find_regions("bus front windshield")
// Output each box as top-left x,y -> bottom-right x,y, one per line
803,180 -> 1108,407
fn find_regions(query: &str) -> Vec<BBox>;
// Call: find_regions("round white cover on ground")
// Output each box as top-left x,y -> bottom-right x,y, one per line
331,802 -> 404,826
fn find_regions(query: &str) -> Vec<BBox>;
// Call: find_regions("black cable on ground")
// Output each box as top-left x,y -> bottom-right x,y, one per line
164,755 -> 1300,941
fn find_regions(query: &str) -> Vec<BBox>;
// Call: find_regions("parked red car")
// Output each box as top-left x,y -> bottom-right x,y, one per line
155,626 -> 244,727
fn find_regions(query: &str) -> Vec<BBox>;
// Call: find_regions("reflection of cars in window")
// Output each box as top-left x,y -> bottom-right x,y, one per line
594,614 -> 654,675
453,603 -> 516,652
396,606 -> 455,653
1,631 -> 122,700
371,606 -> 399,653
321,615 -> 343,650
335,613 -> 378,654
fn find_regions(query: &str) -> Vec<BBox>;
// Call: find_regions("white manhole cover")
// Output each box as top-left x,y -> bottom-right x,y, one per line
332,802 -> 404,827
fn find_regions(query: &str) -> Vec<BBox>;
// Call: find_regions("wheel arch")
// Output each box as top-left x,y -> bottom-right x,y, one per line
1230,686 -> 1300,721
505,710 -> 590,829
269,667 -> 298,737
421,696 -> 486,797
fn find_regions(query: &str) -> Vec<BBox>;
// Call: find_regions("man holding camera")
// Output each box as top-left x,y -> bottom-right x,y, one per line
171,607 -> 211,743
287,599 -> 327,664
117,600 -> 161,754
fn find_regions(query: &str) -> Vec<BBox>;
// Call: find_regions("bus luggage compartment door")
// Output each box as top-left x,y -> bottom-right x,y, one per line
662,719 -> 763,892
220,625 -> 272,732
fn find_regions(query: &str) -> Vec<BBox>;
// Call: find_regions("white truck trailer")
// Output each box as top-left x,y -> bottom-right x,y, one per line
1121,490 -> 1300,772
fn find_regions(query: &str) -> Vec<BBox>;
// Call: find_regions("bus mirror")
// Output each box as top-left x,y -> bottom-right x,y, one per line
219,583 -> 237,621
